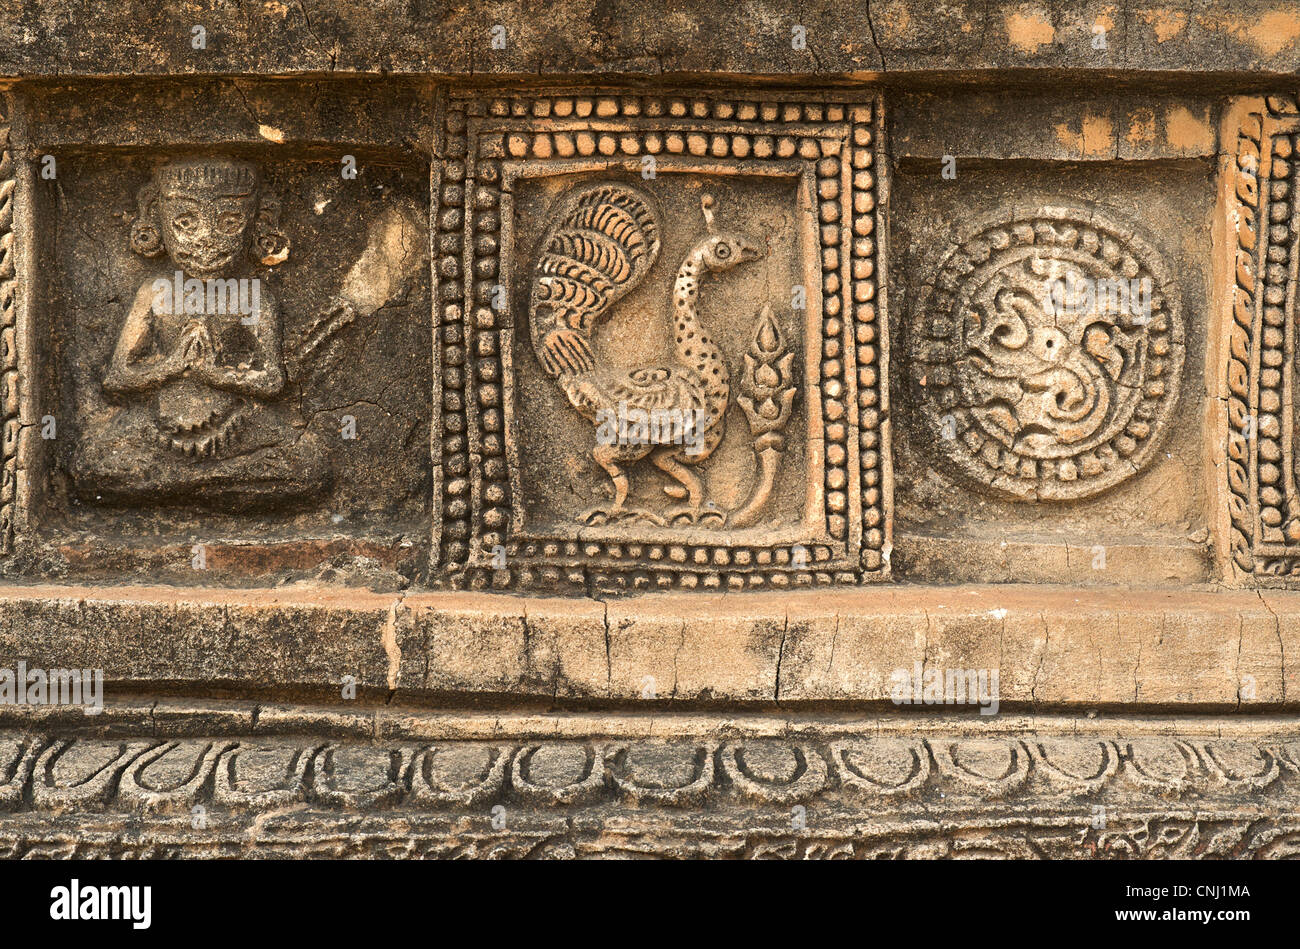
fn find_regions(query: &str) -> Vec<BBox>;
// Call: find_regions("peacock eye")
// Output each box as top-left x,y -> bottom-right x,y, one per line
716,244 -> 731,259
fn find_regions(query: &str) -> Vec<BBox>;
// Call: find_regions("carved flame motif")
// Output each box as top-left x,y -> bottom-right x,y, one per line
733,304 -> 797,527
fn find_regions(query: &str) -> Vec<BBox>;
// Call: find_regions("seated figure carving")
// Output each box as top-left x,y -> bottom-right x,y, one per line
74,156 -> 330,509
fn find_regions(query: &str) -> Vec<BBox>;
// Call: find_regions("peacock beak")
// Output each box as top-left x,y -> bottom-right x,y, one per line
738,237 -> 765,262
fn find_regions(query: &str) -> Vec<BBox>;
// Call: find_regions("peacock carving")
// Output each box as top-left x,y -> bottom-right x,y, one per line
529,182 -> 764,526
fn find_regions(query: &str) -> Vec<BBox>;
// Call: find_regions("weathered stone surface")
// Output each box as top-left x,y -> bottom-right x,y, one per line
6,1 -> 1300,78
0,584 -> 1295,708
1,0 -> 1298,863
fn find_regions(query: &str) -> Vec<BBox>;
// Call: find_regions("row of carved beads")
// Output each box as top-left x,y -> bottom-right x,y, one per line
1256,133 -> 1298,545
438,106 -> 472,566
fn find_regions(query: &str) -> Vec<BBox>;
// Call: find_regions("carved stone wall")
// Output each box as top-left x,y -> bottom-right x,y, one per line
1223,95 -> 1300,581
1,0 -> 1299,862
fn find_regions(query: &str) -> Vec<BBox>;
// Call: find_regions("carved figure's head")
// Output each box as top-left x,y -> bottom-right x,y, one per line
695,194 -> 763,273
697,232 -> 764,272
130,157 -> 288,278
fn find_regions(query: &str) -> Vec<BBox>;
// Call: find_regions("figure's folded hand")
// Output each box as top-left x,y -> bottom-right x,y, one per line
179,323 -> 215,367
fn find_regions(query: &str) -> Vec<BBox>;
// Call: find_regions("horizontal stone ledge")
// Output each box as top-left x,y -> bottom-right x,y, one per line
1,1 -> 1298,79
0,583 -> 1293,709
2,696 -> 1298,742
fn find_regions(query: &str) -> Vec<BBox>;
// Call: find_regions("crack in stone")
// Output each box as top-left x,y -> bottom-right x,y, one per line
773,614 -> 789,703
1256,589 -> 1284,702
601,600 -> 611,696
824,613 -> 840,682
1234,614 -> 1244,711
670,620 -> 686,700
1031,612 -> 1049,706
864,0 -> 888,71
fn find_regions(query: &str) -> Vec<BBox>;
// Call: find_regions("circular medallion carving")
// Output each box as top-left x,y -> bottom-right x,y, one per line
910,207 -> 1184,501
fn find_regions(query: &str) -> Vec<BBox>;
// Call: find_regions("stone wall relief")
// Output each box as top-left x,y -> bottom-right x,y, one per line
61,154 -> 428,522
76,156 -> 328,507
0,100 -> 16,554
435,91 -> 888,590
528,181 -> 795,528
0,86 -> 1235,588
1224,95 -> 1300,579
909,207 -> 1184,502
886,121 -> 1211,585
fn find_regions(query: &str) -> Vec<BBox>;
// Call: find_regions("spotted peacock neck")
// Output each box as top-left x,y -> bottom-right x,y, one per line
671,246 -> 729,401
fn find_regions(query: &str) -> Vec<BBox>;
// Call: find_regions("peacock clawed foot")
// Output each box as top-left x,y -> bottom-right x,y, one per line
579,505 -> 667,527
664,501 -> 726,528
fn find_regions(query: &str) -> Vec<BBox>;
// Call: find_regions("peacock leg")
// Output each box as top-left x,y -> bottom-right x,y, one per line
580,443 -> 631,524
653,450 -> 721,525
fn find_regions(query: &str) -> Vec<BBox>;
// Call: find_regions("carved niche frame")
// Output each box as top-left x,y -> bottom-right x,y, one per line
434,88 -> 891,592
0,95 -> 18,555
1223,94 -> 1300,582
0,82 -> 440,581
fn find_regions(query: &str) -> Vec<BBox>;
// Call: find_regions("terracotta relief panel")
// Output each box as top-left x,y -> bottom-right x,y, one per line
0,80 -> 440,582
0,98 -> 17,555
890,144 -> 1213,584
435,91 -> 889,592
0,79 -> 1277,600
909,206 -> 1185,502
49,156 -> 430,535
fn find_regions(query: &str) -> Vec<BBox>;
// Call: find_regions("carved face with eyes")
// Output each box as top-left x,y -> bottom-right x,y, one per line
158,191 -> 258,279
130,157 -> 287,279
699,233 -> 764,272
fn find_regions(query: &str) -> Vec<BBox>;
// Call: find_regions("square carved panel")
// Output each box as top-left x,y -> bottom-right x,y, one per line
2,81 -> 439,582
435,89 -> 889,591
890,148 -> 1211,584
52,155 -> 430,522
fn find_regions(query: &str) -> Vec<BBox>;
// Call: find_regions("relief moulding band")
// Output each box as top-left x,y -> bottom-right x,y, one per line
0,705 -> 1298,859
0,91 -> 20,554
1221,94 -> 1300,582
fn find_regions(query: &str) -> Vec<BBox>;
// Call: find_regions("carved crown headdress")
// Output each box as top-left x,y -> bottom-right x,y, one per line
156,158 -> 258,198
